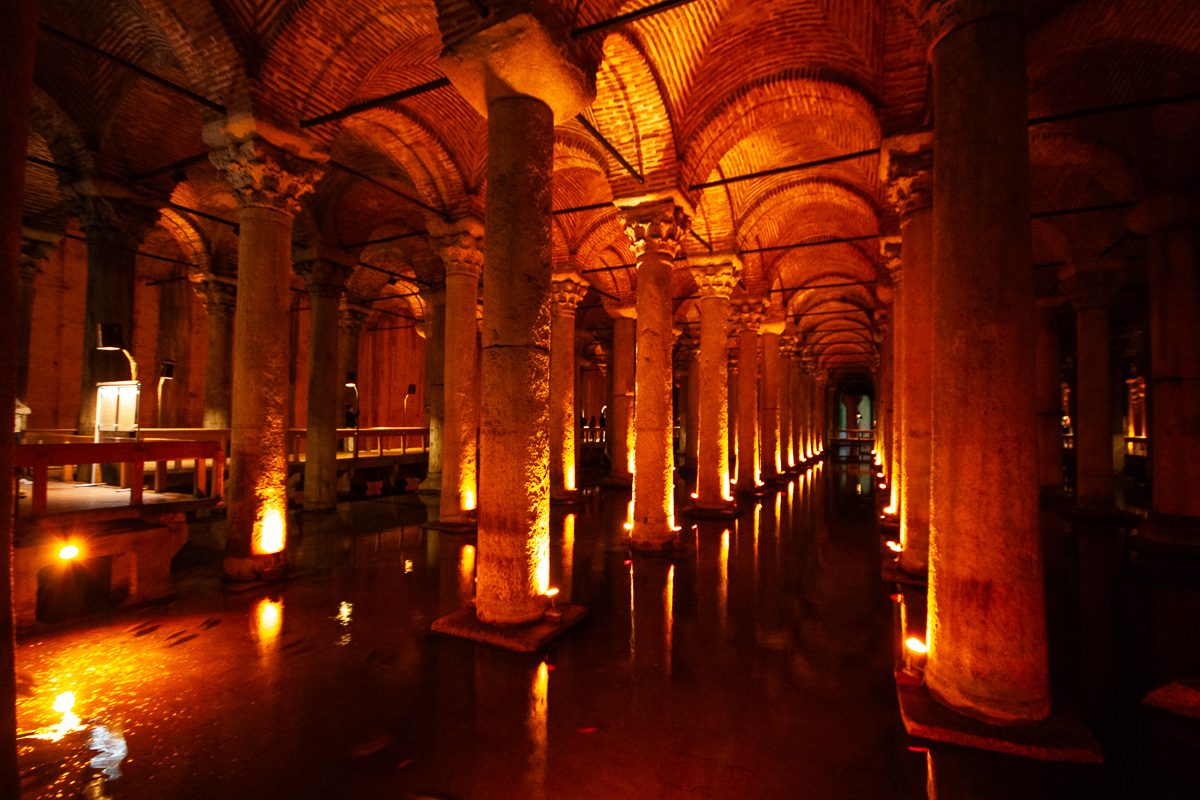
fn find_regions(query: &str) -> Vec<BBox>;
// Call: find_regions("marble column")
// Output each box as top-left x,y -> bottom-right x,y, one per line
1035,303 -> 1064,494
691,259 -> 738,507
606,306 -> 636,485
760,316 -> 785,481
683,341 -> 700,472
549,270 -> 589,501
779,337 -> 795,470
2,1 -> 40,792
921,0 -> 1050,723
1068,274 -> 1117,510
622,198 -> 690,549
884,242 -> 904,514
727,346 -> 739,476
884,133 -> 934,573
435,223 -> 484,521
419,284 -> 446,494
190,275 -> 237,429
732,300 -> 765,493
209,133 -> 321,580
1127,194 -> 1200,524
68,194 -> 159,437
877,314 -> 892,478
295,255 -> 351,512
18,233 -> 57,403
789,349 -> 804,465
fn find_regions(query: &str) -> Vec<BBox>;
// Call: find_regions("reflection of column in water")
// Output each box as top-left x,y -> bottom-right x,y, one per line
719,529 -> 729,635
631,556 -> 674,676
459,543 -> 476,604
528,661 -> 548,796
474,650 -> 547,800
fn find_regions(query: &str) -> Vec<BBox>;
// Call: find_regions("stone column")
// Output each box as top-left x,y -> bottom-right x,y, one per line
760,315 -> 785,481
779,337 -> 795,470
18,232 -> 57,402
606,305 -> 636,485
920,0 -> 1050,723
877,313 -> 892,478
884,133 -> 934,573
727,346 -> 739,474
1067,274 -> 1117,510
294,254 -> 351,512
1035,303 -> 1063,494
683,341 -> 700,472
621,198 -> 690,549
732,300 -> 764,492
190,275 -> 237,429
419,284 -> 446,493
67,193 -> 159,436
435,223 -> 484,521
690,259 -> 737,507
2,1 -> 40,792
1127,194 -> 1200,524
549,270 -> 589,501
883,241 -> 904,513
789,349 -> 804,464
209,133 -> 321,580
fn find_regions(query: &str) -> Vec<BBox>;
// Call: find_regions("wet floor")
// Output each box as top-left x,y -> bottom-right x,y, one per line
12,459 -> 1195,798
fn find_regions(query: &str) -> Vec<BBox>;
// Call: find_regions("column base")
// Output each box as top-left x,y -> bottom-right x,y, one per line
1144,678 -> 1200,720
896,680 -> 1103,763
882,551 -> 929,587
628,537 -> 689,557
1131,513 -> 1200,559
423,518 -> 478,534
431,604 -> 587,652
679,501 -> 740,520
735,483 -> 773,497
550,488 -> 585,505
418,473 -> 443,495
223,552 -> 286,582
601,476 -> 633,490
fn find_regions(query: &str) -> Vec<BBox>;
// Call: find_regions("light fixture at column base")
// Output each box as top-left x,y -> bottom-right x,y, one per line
628,538 -> 690,558
550,488 -> 585,505
223,552 -> 286,582
431,604 -> 587,652
896,680 -> 1102,763
679,502 -> 740,520
600,476 -> 633,490
422,518 -> 478,534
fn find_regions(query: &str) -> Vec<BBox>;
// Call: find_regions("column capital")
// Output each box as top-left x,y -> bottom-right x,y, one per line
780,337 -> 798,358
430,217 -> 485,279
880,236 -> 903,284
907,0 -> 1025,50
617,195 -> 691,260
338,300 -> 373,332
65,191 -> 160,246
730,297 -> 766,333
1125,191 -> 1199,235
190,273 -> 238,314
550,270 -> 589,312
881,132 -> 934,217
294,256 -> 352,298
1062,270 -> 1121,311
690,255 -> 740,299
209,136 -> 323,213
603,299 -> 637,320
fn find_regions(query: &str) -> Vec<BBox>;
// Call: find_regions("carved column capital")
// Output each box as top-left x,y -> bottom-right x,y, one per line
730,297 -> 766,333
908,0 -> 1025,49
190,273 -> 238,315
881,132 -> 934,217
339,301 -> 373,333
67,193 -> 160,246
690,257 -> 739,300
209,139 -> 322,213
619,197 -> 690,260
880,237 -> 903,286
433,223 -> 484,279
550,270 -> 589,312
294,258 -> 352,299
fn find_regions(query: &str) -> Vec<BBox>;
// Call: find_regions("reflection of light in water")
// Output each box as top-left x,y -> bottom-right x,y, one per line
562,514 -> 575,602
623,499 -> 633,531
255,598 -> 283,651
628,560 -> 635,658
256,505 -> 286,555
462,488 -> 475,511
753,504 -> 760,573
336,601 -> 352,646
88,723 -> 128,779
32,691 -> 85,741
665,564 -> 674,676
528,661 -> 548,793
774,494 -> 782,535
459,544 -> 476,600
719,530 -> 729,634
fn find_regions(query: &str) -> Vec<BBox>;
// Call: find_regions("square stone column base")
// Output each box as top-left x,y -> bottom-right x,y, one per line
431,605 -> 587,652
422,520 -> 478,534
897,681 -> 1103,763
679,502 -> 740,520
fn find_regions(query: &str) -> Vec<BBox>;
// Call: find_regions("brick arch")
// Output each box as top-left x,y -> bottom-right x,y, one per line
133,0 -> 249,103
554,133 -> 610,178
28,86 -> 93,174
681,73 -> 880,191
158,208 -> 213,276
573,209 -> 627,272
587,32 -> 679,195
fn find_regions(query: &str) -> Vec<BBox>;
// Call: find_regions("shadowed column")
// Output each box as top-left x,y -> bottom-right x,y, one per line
1066,272 -> 1118,511
1035,303 -> 1064,496
605,304 -> 636,486
549,270 -> 589,501
418,284 -> 445,494
920,0 -> 1050,723
190,274 -> 237,429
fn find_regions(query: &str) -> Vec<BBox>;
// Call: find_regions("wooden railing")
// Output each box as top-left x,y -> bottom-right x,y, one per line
287,426 -> 429,462
14,439 -> 224,517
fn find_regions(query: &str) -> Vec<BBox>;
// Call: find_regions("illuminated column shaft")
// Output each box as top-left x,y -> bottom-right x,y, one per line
759,321 -> 783,480
1070,279 -> 1115,510
889,265 -> 905,508
1127,196 -> 1200,520
923,1 -> 1050,723
878,317 -> 893,477
1035,304 -> 1063,493
789,352 -> 803,463
624,199 -> 689,548
727,348 -> 738,475
477,95 -> 556,624
192,277 -> 236,428
437,225 -> 484,521
419,285 -> 445,492
210,138 -> 319,579
550,271 -> 588,499
800,360 -> 816,458
733,301 -> 764,492
779,340 -> 794,469
684,345 -> 700,471
608,308 -> 636,484
691,259 -> 737,507
295,257 -> 351,512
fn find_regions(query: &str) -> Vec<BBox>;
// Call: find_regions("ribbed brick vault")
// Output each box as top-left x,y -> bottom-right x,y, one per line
21,0 -> 1200,379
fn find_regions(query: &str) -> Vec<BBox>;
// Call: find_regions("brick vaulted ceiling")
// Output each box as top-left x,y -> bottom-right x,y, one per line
22,0 -> 1200,377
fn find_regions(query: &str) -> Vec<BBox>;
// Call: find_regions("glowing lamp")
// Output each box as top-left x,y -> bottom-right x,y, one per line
95,323 -> 137,380
256,507 -> 286,555
886,541 -> 902,553
462,489 -> 476,511
58,544 -> 80,560
905,637 -> 928,654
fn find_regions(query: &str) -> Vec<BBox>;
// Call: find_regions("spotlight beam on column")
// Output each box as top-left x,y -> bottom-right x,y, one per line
300,77 -> 452,128
38,24 -> 226,113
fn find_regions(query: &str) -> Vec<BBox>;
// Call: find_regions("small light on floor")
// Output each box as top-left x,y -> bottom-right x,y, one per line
906,637 -> 928,654
404,559 -> 414,574
545,587 -> 559,597
886,541 -> 902,552
59,544 -> 80,560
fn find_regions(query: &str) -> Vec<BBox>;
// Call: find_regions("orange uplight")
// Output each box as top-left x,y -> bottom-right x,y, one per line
882,503 -> 897,515
566,467 -> 575,492
905,637 -> 928,654
624,499 -> 634,531
462,488 -> 476,511
886,541 -> 902,553
256,505 -> 286,555
545,587 -> 559,597
33,690 -> 85,742
256,597 -> 282,641
58,544 -> 80,560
